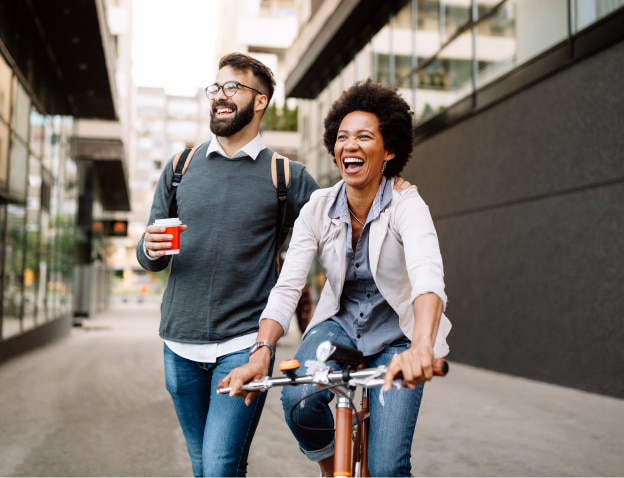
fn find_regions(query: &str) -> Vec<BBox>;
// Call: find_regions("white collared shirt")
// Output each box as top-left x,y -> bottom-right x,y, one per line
165,332 -> 257,363
206,133 -> 265,160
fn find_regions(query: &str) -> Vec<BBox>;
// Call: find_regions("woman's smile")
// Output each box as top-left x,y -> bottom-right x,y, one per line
342,155 -> 365,174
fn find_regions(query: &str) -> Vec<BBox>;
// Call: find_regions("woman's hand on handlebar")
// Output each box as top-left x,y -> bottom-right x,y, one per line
383,345 -> 435,392
218,348 -> 271,406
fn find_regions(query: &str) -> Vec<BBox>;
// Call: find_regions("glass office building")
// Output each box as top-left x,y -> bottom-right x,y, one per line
0,60 -> 76,342
0,0 -> 130,360
293,0 -> 624,186
286,0 -> 624,398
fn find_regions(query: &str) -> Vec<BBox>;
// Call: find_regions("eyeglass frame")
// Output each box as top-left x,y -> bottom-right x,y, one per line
205,81 -> 265,99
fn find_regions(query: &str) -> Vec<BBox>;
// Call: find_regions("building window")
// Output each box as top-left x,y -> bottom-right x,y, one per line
476,1 -> 517,89
2,203 -> 27,338
9,136 -> 28,200
0,122 -> 8,188
575,0 -> 624,32
417,29 -> 474,123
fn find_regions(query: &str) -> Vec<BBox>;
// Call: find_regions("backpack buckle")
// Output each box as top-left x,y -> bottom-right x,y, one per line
276,186 -> 287,201
172,172 -> 183,186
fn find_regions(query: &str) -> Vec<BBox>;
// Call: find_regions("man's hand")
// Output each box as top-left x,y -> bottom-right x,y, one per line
219,347 -> 272,406
144,224 -> 188,257
393,177 -> 418,192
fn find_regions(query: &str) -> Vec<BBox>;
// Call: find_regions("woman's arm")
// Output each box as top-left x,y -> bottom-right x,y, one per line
383,292 -> 443,391
394,189 -> 447,309
382,190 -> 446,390
218,195 -> 324,404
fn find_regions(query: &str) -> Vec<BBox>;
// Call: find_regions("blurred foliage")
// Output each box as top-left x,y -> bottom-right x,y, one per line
261,103 -> 298,131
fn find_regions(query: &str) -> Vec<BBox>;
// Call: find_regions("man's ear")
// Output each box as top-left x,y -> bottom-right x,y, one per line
255,94 -> 268,112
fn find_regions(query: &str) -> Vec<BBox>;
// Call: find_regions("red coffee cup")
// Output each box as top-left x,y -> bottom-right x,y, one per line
154,218 -> 182,255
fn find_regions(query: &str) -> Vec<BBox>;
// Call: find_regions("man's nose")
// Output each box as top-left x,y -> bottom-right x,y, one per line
212,86 -> 228,101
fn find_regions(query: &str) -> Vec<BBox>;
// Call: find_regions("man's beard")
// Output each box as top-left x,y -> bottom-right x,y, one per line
210,97 -> 255,137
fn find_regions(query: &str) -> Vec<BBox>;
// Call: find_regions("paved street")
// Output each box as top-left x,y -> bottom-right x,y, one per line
0,297 -> 622,477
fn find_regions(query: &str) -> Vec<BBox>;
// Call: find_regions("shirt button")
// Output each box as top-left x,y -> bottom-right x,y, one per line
367,293 -> 371,298
355,263 -> 360,268
359,312 -> 364,317
356,333 -> 361,339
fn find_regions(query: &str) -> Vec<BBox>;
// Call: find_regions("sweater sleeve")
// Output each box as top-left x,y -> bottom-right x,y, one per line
135,156 -> 175,272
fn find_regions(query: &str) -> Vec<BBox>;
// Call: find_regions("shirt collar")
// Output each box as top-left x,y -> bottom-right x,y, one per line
206,133 -> 265,160
329,176 -> 392,223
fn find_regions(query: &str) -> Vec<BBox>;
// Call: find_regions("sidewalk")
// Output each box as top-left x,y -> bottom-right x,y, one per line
0,297 -> 622,476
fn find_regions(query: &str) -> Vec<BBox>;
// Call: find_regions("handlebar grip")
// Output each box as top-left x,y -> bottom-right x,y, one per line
433,358 -> 449,376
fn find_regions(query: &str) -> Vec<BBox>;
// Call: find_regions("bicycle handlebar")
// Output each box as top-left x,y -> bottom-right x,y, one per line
217,357 -> 448,395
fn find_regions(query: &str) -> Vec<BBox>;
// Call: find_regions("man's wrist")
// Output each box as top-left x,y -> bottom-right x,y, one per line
249,341 -> 275,360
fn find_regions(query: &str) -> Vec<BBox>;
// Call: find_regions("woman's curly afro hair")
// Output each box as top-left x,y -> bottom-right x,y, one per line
323,78 -> 414,178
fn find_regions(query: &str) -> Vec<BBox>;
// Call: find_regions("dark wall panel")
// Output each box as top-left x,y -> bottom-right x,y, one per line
405,40 -> 624,398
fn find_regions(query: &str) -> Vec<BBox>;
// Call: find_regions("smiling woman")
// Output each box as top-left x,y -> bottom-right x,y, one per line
222,79 -> 451,477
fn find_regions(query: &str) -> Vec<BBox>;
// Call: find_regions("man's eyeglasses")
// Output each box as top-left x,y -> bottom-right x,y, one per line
205,81 -> 264,99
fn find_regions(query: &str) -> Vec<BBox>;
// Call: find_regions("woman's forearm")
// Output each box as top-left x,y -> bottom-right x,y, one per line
411,292 -> 443,349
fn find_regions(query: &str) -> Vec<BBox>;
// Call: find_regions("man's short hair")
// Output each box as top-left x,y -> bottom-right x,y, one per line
219,52 -> 276,103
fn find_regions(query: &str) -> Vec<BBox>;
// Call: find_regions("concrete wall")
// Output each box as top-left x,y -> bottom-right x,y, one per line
405,40 -> 624,398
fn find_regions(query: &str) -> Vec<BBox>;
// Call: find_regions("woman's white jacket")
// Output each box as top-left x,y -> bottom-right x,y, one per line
261,180 -> 452,358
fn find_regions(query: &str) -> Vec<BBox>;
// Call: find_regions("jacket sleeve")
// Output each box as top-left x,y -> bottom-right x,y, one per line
135,156 -> 176,272
261,192 -> 321,334
393,189 -> 448,309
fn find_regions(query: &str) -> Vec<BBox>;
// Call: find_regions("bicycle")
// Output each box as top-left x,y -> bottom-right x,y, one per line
218,341 -> 448,477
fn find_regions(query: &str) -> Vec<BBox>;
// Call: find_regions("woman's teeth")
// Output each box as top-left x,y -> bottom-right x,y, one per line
343,158 -> 364,169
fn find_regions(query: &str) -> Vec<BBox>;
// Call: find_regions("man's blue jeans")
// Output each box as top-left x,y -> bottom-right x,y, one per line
164,343 -> 272,477
280,320 -> 424,477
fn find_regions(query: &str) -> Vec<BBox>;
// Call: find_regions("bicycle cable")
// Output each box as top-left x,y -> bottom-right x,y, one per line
288,381 -> 362,433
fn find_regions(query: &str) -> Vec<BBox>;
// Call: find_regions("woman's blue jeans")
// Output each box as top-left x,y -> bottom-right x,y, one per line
280,320 -> 424,477
164,343 -> 272,477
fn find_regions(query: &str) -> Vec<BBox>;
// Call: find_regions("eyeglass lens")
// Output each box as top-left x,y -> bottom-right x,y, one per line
206,82 -> 238,98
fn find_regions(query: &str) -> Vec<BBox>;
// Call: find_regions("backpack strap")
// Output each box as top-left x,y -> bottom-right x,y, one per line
271,152 -> 290,264
271,152 -> 290,201
168,146 -> 198,218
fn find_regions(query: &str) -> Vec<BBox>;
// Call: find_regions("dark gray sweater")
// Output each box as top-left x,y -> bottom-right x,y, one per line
136,141 -> 319,343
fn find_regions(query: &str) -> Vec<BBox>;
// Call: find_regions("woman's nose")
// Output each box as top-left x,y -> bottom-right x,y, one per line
344,137 -> 357,149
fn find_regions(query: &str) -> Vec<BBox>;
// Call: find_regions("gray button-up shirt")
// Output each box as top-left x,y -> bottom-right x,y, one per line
329,177 -> 407,357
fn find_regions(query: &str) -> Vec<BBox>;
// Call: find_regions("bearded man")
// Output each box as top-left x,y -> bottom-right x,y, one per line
136,53 -> 319,477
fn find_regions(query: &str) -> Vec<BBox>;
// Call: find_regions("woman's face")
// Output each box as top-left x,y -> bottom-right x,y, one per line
334,111 -> 394,194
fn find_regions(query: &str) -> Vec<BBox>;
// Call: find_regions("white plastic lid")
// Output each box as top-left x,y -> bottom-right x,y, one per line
154,218 -> 182,226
